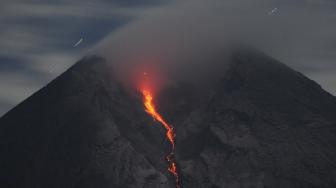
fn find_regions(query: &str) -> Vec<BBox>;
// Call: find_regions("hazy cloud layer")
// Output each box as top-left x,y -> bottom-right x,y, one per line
96,0 -> 336,93
0,0 -> 336,116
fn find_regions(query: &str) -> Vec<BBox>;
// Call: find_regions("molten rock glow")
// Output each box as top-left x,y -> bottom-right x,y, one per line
141,89 -> 180,188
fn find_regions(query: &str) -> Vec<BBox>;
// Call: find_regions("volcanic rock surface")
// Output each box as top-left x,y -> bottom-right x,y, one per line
1,49 -> 336,188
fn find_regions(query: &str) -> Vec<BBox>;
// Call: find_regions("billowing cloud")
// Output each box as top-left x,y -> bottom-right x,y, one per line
96,0 -> 336,94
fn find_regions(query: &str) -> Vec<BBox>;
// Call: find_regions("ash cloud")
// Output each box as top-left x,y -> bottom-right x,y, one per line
94,0 -> 336,94
95,0 -> 264,87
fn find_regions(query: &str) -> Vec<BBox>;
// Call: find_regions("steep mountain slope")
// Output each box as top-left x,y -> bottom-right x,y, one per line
169,49 -> 336,187
0,57 -> 173,188
0,49 -> 336,188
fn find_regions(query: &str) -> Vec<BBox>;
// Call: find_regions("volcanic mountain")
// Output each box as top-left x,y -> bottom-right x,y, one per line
1,49 -> 336,188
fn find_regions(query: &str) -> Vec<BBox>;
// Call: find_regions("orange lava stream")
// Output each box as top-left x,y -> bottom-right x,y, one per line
141,89 -> 180,188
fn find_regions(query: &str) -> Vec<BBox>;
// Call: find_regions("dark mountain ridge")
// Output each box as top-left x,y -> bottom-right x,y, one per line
1,49 -> 336,188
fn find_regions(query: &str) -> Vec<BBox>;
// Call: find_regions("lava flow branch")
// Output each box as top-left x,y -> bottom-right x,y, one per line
140,77 -> 180,188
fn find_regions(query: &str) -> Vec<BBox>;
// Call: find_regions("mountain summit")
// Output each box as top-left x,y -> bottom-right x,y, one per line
1,49 -> 336,188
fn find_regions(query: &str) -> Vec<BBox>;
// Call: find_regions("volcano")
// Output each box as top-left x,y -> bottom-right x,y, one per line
1,48 -> 336,188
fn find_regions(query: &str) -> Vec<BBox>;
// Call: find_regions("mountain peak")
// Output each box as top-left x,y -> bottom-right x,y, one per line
1,50 -> 336,188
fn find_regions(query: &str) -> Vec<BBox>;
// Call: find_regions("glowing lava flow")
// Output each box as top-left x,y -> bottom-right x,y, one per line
141,89 -> 180,188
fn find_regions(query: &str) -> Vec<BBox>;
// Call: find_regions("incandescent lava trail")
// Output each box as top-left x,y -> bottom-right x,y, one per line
140,74 -> 180,188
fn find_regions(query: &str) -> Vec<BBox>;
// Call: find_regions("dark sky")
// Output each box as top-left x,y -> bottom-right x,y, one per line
0,0 -> 335,116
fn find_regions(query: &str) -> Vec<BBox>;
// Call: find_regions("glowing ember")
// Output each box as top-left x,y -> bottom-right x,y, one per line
141,89 -> 180,188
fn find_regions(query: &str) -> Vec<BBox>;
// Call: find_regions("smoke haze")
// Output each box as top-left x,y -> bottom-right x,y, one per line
94,0 -> 336,91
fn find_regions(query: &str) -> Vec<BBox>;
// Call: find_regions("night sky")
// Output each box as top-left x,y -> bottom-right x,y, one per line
1,0 -> 336,116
